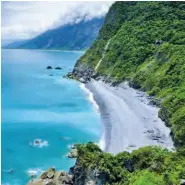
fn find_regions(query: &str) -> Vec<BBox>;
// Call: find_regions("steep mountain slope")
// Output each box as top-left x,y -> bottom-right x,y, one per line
2,39 -> 29,49
73,2 -> 185,148
27,2 -> 185,185
6,18 -> 104,50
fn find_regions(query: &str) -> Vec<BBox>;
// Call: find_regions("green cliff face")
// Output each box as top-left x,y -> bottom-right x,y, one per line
74,143 -> 185,185
75,2 -> 185,148
29,143 -> 185,185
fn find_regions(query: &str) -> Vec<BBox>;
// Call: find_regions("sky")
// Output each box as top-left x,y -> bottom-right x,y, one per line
1,1 -> 113,42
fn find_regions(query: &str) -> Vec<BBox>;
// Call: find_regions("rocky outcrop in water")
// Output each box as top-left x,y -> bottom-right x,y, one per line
47,66 -> 52,69
55,67 -> 62,70
27,168 -> 73,185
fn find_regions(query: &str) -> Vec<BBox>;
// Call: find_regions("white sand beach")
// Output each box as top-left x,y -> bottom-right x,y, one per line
86,80 -> 174,154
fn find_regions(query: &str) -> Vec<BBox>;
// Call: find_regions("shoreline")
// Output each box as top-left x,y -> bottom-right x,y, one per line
85,79 -> 174,154
79,83 -> 106,151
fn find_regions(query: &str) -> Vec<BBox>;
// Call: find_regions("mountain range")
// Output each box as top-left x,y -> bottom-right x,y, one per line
3,17 -> 104,50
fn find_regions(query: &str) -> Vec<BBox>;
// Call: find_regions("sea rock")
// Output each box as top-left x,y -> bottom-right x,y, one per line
67,149 -> 78,158
27,168 -> 73,185
47,66 -> 52,69
55,67 -> 62,70
35,139 -> 41,144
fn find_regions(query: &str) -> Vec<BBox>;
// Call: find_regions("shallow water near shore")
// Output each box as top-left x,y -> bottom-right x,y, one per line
1,49 -> 102,185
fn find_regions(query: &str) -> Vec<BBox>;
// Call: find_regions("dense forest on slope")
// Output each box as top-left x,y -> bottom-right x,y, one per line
4,18 -> 104,50
74,2 -> 185,148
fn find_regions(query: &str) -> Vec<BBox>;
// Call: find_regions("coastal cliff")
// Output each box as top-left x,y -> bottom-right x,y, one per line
28,143 -> 185,185
29,2 -> 185,185
71,1 -> 185,149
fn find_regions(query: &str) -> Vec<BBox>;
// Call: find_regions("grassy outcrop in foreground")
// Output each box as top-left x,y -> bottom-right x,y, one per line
75,142 -> 185,185
74,1 -> 185,148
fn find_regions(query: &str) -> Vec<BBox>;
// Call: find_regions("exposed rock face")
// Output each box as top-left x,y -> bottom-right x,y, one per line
71,64 -> 94,83
27,160 -> 107,185
27,168 -> 73,185
158,107 -> 169,126
69,161 -> 107,185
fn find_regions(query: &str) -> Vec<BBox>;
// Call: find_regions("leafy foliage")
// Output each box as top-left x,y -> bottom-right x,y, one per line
76,143 -> 185,185
76,1 -> 185,148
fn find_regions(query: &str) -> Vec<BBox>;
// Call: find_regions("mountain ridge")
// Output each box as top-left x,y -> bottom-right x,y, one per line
72,1 -> 185,148
3,17 -> 104,50
27,2 -> 185,185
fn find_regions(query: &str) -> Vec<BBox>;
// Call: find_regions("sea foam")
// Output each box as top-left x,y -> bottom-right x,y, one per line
29,139 -> 48,148
80,83 -> 99,113
27,168 -> 43,177
80,83 -> 106,151
98,131 -> 106,151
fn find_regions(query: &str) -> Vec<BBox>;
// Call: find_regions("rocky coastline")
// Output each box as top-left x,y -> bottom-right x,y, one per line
68,64 -> 172,136
27,65 -> 182,185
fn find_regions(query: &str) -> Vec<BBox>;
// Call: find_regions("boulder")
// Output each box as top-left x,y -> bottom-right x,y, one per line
47,66 -> 52,69
67,149 -> 78,158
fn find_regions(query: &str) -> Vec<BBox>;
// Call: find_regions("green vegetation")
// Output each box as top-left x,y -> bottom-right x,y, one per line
76,142 -> 185,185
76,2 -> 185,149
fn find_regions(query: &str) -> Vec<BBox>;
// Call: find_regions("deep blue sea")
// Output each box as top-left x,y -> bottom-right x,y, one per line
1,49 -> 101,185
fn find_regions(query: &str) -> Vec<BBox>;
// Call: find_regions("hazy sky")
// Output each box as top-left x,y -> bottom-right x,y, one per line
2,1 -> 113,41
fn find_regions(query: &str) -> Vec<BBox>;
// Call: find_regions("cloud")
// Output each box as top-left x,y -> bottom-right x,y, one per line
1,1 -> 113,40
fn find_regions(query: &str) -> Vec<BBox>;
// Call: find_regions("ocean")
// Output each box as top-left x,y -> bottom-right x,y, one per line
1,49 -> 102,185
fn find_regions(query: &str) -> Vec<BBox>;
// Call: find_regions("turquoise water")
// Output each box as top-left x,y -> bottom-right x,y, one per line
1,49 -> 101,185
